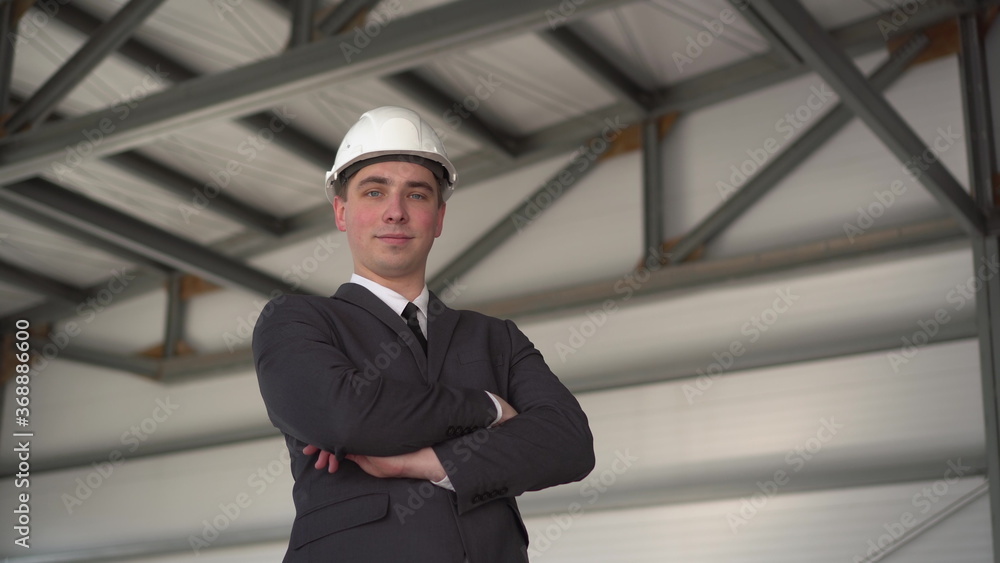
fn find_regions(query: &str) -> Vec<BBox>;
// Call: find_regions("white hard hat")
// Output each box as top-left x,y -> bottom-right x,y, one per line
325,106 -> 457,203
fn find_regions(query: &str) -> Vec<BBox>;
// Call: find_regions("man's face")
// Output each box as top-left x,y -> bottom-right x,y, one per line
333,160 -> 446,286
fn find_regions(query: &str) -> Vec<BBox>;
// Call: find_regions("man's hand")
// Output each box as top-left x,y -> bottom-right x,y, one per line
347,447 -> 447,482
304,445 -> 447,481
303,444 -> 340,473
493,394 -> 518,425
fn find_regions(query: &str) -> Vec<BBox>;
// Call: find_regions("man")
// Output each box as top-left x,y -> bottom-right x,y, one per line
253,106 -> 595,562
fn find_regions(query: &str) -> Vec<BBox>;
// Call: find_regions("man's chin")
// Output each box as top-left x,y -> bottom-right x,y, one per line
369,262 -> 423,281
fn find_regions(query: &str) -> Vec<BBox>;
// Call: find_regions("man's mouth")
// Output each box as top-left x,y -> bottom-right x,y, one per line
377,234 -> 413,244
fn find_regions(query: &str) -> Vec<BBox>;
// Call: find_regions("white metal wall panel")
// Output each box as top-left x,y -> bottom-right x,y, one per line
519,245 -> 974,388
1,336 -> 984,558
521,478 -> 990,563
19,245 -> 979,468
0,361 -> 268,472
52,289 -> 167,357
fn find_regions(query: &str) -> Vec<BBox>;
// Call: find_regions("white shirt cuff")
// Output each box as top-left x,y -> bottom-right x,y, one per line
486,391 -> 503,427
432,475 -> 455,491
431,392 -> 501,491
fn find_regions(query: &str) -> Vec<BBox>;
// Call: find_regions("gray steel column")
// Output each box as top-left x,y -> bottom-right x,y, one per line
753,0 -> 986,237
317,0 -> 379,36
0,0 -> 15,119
4,0 -> 167,132
961,10 -> 1000,562
288,0 -> 316,48
642,118 -> 664,258
163,272 -> 184,359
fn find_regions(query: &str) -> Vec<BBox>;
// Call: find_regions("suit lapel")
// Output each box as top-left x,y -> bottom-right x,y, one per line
333,283 -> 427,376
426,291 -> 458,385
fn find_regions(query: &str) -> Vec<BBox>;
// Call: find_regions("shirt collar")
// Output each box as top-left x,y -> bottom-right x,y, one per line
349,273 -> 429,318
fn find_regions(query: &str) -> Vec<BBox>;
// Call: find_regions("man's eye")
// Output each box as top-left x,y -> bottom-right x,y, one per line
410,193 -> 427,200
364,190 -> 381,197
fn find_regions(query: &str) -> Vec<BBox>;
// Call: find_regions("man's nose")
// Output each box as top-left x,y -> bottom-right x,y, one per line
383,194 -> 408,223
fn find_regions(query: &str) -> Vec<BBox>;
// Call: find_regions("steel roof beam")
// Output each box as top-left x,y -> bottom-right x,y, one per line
539,26 -> 654,114
104,152 -> 288,236
0,195 -> 172,274
669,33 -> 930,264
0,0 -> 637,183
4,0 -> 167,132
48,342 -> 160,379
52,2 -> 335,169
2,1 -> 985,323
0,258 -> 89,304
7,92 -> 290,239
729,0 -> 799,66
0,179 -> 301,298
4,269 -> 166,327
382,71 -> 519,157
52,2 -> 197,83
753,0 -> 986,237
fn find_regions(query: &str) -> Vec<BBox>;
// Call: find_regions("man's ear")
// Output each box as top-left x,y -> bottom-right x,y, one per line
434,202 -> 446,238
333,196 -> 347,232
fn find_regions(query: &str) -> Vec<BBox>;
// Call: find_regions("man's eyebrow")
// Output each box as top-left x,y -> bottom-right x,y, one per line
404,179 -> 435,190
355,175 -> 434,191
355,175 -> 391,187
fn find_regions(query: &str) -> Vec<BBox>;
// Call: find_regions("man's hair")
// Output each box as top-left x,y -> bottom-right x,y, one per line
335,155 -> 447,206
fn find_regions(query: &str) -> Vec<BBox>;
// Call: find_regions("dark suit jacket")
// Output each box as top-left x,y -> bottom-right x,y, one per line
253,283 -> 595,562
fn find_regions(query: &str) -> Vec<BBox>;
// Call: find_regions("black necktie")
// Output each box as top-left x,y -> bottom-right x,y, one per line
402,302 -> 427,355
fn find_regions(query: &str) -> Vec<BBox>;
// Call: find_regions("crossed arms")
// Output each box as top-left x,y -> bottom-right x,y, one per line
303,394 -> 518,481
253,296 -> 595,513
